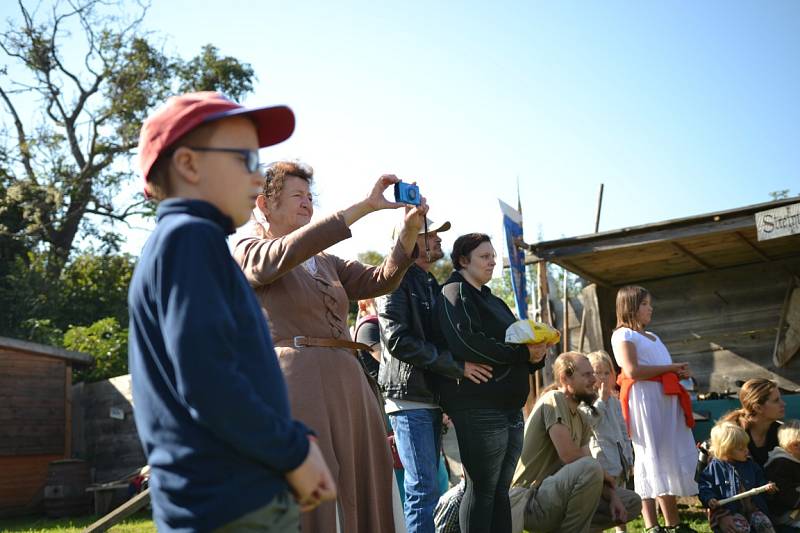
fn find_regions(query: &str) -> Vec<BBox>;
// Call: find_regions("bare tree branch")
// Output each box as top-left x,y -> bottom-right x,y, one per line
49,4 -> 87,94
0,85 -> 35,181
85,197 -> 150,226
0,0 -> 253,279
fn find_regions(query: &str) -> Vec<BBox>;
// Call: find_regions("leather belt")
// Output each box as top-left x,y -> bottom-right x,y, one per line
274,336 -> 371,351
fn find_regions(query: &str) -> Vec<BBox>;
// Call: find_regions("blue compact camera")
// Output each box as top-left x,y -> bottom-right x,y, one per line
394,182 -> 421,205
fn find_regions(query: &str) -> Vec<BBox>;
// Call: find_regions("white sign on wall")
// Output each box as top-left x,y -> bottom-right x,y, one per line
755,202 -> 800,242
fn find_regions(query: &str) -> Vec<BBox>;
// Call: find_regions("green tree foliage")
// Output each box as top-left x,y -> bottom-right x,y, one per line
0,252 -> 58,338
0,250 -> 134,336
769,190 -> 790,201
488,270 -> 518,312
357,250 -> 385,266
548,264 -> 585,300
0,0 -> 256,278
428,258 -> 453,283
0,164 -> 27,280
176,44 -> 255,98
0,1 -> 258,379
64,317 -> 128,382
357,250 -> 453,283
56,252 -> 134,327
0,250 -> 134,381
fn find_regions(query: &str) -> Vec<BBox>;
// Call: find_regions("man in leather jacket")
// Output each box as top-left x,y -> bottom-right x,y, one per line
378,218 -> 493,533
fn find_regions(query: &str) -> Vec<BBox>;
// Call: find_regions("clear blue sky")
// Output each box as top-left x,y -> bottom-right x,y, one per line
4,1 -> 800,264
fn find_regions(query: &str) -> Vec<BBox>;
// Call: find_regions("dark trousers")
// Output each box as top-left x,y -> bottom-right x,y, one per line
449,408 -> 524,533
213,492 -> 299,532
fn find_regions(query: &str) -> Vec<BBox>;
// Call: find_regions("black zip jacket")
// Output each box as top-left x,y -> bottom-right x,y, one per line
378,264 -> 464,403
436,270 -> 543,412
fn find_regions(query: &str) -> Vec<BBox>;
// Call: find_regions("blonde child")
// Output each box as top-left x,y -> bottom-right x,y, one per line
582,350 -> 634,533
764,419 -> 800,529
699,422 -> 777,533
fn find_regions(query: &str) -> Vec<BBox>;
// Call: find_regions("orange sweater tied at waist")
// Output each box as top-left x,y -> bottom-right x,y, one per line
617,371 -> 695,436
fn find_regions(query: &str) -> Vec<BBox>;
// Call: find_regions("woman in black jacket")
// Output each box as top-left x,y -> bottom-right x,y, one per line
437,233 -> 547,533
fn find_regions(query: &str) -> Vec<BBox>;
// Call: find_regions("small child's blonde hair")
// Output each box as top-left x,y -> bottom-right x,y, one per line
778,419 -> 800,449
586,350 -> 616,381
710,421 -> 750,459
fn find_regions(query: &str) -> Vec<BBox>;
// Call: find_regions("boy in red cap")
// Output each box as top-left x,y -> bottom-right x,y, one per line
129,92 -> 335,531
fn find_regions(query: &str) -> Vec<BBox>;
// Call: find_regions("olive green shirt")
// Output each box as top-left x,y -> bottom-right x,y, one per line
512,389 -> 593,488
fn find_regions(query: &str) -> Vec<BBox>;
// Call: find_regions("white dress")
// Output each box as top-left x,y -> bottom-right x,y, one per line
611,327 -> 698,498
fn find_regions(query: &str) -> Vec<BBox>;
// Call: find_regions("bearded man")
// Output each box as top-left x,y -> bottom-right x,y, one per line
509,352 -> 642,533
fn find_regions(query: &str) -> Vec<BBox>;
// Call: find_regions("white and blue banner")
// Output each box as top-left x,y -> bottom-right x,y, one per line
499,199 -> 528,319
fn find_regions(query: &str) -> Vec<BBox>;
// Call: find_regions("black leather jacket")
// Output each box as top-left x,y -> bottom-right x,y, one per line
377,264 -> 464,403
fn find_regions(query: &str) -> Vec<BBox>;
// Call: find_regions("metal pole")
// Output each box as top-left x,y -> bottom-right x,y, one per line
594,183 -> 604,233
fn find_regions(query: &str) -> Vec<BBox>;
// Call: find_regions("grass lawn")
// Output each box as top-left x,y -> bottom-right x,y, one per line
600,498 -> 711,533
0,502 -> 712,532
0,510 -> 155,533
615,514 -> 711,532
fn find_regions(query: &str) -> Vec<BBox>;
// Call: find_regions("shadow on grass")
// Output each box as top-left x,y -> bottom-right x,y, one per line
603,500 -> 711,533
0,510 -> 154,533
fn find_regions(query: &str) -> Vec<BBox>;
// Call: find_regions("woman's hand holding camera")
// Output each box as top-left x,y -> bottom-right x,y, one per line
391,184 -> 428,256
343,174 -> 427,232
364,174 -> 405,212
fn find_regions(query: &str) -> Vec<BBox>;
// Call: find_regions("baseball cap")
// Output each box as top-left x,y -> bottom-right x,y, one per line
392,218 -> 451,240
138,91 -> 295,183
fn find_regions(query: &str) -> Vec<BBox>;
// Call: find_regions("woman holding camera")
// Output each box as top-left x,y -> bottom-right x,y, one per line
437,233 -> 547,533
234,160 -> 425,533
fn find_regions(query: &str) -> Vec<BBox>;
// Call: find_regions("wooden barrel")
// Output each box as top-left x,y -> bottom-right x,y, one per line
44,459 -> 92,517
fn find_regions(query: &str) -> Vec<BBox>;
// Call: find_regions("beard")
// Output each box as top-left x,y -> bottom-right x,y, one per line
425,245 -> 444,262
574,390 -> 598,406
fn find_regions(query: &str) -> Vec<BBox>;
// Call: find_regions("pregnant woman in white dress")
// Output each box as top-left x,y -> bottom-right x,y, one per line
611,286 -> 698,533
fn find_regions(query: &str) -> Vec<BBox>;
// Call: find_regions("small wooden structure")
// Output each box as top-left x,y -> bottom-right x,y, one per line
0,336 -> 92,516
527,198 -> 800,391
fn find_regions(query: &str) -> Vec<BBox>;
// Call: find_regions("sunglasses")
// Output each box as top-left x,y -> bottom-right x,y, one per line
186,147 -> 260,174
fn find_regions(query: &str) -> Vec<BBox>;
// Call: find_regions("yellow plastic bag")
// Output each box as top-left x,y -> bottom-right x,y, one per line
505,319 -> 561,345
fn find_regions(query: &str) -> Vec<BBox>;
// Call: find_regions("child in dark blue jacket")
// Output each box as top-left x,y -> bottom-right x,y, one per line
129,92 -> 336,532
699,421 -> 777,533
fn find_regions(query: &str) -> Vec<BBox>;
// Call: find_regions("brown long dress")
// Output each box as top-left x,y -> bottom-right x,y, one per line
234,212 -> 414,533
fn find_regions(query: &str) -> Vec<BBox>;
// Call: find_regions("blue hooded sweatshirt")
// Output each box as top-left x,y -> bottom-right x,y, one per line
128,199 -> 311,532
698,456 -> 770,516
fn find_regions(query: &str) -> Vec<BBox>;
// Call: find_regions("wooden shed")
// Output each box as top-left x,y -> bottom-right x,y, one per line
528,197 -> 800,391
0,336 -> 92,515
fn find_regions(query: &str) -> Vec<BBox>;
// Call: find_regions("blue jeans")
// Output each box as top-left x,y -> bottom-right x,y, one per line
389,408 -> 443,533
449,408 -> 524,533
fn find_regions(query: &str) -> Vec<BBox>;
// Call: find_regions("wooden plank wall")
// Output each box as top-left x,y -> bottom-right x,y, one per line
0,454 -> 62,514
72,375 -> 146,483
0,350 -> 68,512
0,351 -> 66,455
596,257 -> 800,391
577,284 -> 609,354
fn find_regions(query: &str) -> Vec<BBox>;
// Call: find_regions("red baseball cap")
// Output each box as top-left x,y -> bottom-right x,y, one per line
138,91 -> 295,183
